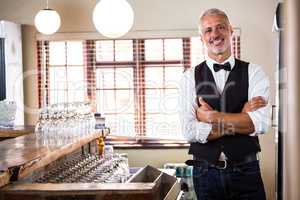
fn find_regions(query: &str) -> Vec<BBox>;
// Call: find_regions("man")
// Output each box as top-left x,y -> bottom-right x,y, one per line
179,8 -> 270,200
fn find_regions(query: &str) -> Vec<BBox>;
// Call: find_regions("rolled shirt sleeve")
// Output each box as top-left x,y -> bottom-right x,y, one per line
247,63 -> 271,135
179,68 -> 212,143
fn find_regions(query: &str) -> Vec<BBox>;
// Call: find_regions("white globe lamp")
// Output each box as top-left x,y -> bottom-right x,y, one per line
34,2 -> 61,35
93,0 -> 134,38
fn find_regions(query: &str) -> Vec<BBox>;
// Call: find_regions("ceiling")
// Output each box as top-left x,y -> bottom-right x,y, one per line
0,0 -> 278,37
0,0 -> 97,25
0,0 -> 199,33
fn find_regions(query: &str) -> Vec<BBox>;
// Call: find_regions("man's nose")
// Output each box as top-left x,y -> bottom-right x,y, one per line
211,27 -> 221,36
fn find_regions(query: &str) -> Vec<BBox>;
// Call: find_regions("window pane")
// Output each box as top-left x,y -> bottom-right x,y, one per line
145,114 -> 182,139
49,42 -> 66,65
115,68 -> 133,88
115,90 -> 134,113
67,41 -> 83,65
96,40 -> 114,61
49,67 -> 66,90
164,39 -> 183,60
105,114 -> 135,137
67,67 -> 85,102
96,90 -> 104,113
115,40 -> 133,61
96,90 -> 115,113
50,89 -> 67,104
145,89 -> 179,115
145,39 -> 163,61
161,89 -> 180,114
96,68 -> 115,88
67,67 -> 84,84
68,90 -> 85,102
191,37 -> 206,67
145,67 -> 163,88
145,89 -> 163,113
96,90 -> 134,114
165,67 -> 183,88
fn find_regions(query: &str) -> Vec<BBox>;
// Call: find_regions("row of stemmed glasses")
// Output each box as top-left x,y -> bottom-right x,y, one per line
35,102 -> 96,147
34,154 -> 130,184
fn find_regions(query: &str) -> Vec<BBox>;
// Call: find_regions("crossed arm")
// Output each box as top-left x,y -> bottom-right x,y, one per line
197,96 -> 267,141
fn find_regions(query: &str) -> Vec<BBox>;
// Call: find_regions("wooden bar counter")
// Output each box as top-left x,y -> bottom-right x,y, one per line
0,131 -> 103,187
0,126 -> 35,139
0,129 -> 180,200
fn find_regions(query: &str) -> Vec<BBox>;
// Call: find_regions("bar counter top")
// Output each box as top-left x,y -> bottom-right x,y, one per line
0,126 -> 35,138
0,130 -> 107,188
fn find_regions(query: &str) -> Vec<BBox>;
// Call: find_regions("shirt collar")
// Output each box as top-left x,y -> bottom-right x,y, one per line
206,55 -> 235,72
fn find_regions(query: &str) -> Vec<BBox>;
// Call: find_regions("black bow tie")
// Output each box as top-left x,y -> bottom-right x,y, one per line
213,62 -> 231,72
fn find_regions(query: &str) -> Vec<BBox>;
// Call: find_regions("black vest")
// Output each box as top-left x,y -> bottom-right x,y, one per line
189,59 -> 261,163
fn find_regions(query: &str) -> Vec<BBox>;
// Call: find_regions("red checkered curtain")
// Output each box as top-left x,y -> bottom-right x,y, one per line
83,40 -> 96,110
183,38 -> 191,70
133,39 -> 146,136
232,29 -> 241,59
37,40 -> 50,108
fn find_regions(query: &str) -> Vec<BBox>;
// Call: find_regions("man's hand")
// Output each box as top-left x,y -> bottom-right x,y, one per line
196,97 -> 220,123
242,96 -> 267,113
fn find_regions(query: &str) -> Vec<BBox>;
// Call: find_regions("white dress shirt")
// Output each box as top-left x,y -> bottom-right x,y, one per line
179,55 -> 270,144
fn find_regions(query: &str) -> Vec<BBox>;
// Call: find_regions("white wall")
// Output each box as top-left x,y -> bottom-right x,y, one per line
115,149 -> 191,168
0,21 -> 24,125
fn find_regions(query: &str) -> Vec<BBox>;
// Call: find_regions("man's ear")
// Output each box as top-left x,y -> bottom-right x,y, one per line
200,35 -> 204,43
229,25 -> 234,35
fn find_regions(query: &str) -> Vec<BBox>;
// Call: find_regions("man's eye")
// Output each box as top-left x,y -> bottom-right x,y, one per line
205,29 -> 212,33
218,25 -> 226,30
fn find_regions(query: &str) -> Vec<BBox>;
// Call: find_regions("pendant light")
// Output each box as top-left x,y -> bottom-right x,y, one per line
92,0 -> 134,38
34,0 -> 61,35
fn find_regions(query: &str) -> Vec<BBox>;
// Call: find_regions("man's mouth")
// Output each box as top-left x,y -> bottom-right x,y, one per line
209,37 -> 224,47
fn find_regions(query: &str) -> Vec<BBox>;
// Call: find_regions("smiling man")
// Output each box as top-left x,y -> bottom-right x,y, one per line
179,8 -> 270,200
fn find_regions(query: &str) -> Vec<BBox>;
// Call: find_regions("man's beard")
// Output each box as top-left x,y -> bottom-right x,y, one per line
208,41 -> 230,55
208,36 -> 230,55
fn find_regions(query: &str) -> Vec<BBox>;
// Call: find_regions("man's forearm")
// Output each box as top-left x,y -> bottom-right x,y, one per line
206,112 -> 254,141
206,119 -> 244,141
212,112 -> 255,134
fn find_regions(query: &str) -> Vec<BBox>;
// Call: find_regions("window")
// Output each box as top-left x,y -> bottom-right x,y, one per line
37,30 -> 241,140
143,39 -> 184,139
37,41 -> 86,105
95,40 -> 135,137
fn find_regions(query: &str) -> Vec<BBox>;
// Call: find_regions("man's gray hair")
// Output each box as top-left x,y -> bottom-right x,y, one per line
198,8 -> 231,34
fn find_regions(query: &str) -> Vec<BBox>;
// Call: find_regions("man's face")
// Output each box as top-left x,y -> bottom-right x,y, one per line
200,14 -> 233,56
